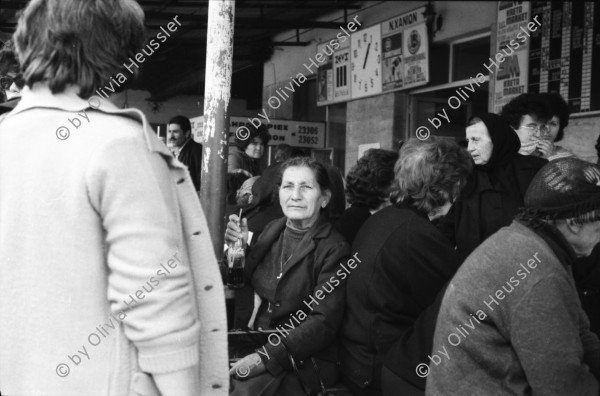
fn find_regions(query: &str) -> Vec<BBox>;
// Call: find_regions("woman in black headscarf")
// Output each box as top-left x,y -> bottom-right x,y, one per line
438,113 -> 547,260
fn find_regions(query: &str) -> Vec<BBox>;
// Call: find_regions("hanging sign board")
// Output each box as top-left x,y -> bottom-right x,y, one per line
191,116 -> 326,149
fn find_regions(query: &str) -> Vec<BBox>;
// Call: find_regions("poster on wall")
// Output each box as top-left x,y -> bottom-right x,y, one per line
191,116 -> 326,149
316,6 -> 429,106
493,1 -> 531,114
381,6 -> 428,92
317,37 -> 351,106
317,52 -> 333,103
333,48 -> 351,100
402,23 -> 429,88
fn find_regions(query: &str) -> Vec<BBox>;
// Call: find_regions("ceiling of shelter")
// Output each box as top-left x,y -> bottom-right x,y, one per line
0,0 -> 362,107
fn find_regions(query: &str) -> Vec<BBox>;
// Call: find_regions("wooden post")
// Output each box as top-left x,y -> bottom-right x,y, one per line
201,0 -> 235,258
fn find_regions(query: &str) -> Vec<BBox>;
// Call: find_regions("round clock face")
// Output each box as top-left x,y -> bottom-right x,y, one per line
351,25 -> 382,99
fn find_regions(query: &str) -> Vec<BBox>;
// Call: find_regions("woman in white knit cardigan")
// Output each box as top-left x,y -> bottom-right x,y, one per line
0,0 -> 228,395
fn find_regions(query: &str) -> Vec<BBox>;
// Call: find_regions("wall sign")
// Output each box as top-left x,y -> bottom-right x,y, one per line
317,36 -> 351,106
381,7 -> 429,92
317,6 -> 429,106
492,1 -> 531,114
528,1 -> 600,113
191,116 -> 326,149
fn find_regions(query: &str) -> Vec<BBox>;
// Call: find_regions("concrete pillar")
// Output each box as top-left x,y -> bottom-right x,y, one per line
201,0 -> 235,257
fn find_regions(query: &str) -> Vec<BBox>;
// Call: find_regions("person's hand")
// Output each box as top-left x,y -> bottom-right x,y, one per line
153,365 -> 201,396
224,214 -> 248,246
229,353 -> 266,380
536,139 -> 554,159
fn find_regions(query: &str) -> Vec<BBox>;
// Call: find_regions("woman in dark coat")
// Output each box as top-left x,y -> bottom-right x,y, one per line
334,149 -> 399,245
226,157 -> 351,396
438,113 -> 547,260
340,138 -> 473,396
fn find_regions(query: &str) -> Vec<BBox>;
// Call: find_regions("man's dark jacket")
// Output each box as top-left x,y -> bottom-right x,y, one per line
178,139 -> 203,191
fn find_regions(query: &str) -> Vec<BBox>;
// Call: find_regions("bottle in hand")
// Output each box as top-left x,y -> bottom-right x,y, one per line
227,238 -> 245,289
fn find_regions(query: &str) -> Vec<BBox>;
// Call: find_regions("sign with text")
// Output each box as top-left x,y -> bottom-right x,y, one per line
317,37 -> 351,106
493,1 -> 531,113
317,6 -> 429,106
381,7 -> 429,92
191,116 -> 326,149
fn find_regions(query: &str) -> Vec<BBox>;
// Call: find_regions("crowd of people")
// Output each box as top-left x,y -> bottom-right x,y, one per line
223,98 -> 600,396
2,1 -> 600,396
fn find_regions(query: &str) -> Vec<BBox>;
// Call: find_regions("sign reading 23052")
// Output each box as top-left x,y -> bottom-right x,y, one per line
298,136 -> 319,144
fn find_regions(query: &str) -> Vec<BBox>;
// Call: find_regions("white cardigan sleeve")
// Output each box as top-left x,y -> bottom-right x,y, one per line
85,135 -> 200,374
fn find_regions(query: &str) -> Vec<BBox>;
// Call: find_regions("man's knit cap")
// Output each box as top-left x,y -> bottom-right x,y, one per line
524,157 -> 600,220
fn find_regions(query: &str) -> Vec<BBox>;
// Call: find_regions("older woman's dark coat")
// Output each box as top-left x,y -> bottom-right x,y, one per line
438,113 -> 547,260
234,215 -> 351,376
340,205 -> 461,394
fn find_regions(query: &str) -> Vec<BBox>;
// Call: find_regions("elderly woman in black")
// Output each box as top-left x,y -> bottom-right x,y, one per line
439,113 -> 547,260
226,157 -> 351,395
340,138 -> 473,396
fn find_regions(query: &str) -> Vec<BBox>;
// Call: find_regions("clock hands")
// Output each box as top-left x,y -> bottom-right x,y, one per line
362,42 -> 371,69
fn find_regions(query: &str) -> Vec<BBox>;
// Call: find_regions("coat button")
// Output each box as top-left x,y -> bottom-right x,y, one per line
275,302 -> 281,307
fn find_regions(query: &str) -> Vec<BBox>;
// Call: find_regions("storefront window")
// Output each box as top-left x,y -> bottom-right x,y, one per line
451,35 -> 491,82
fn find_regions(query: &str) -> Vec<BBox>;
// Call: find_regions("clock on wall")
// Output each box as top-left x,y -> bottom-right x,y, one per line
351,24 -> 383,99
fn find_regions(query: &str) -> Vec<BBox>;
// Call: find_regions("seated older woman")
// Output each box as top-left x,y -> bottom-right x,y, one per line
226,157 -> 351,395
334,148 -> 399,245
339,138 -> 472,396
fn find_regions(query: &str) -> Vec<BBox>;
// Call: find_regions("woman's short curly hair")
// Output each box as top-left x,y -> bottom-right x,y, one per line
345,149 -> 399,210
391,138 -> 473,215
540,92 -> 570,142
500,93 -> 552,130
13,0 -> 146,98
235,124 -> 271,150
